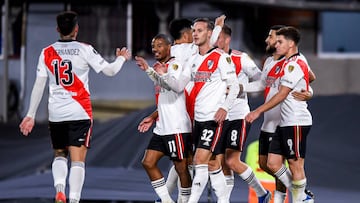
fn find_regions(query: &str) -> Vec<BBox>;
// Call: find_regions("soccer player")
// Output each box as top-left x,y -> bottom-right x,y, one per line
241,25 -> 315,203
143,15 -> 226,203
245,26 -> 315,203
135,33 -> 192,203
185,17 -> 240,203
19,11 -> 131,203
215,24 -> 271,203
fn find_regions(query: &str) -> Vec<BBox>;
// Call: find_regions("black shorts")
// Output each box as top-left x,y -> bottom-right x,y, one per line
212,120 -> 229,155
49,119 -> 92,149
193,120 -> 223,154
147,133 -> 192,161
224,119 -> 251,152
258,129 -> 278,156
215,119 -> 251,154
269,125 -> 311,159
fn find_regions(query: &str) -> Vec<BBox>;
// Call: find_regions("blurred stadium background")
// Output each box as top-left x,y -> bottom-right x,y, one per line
0,0 -> 360,202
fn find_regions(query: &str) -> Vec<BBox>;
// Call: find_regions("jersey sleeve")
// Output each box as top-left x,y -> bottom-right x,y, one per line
241,53 -> 261,79
145,67 -> 172,90
219,53 -> 240,111
26,76 -> 47,118
210,25 -> 221,46
36,49 -> 48,77
162,60 -> 190,93
280,62 -> 304,89
84,45 -> 109,73
219,53 -> 237,80
243,80 -> 266,92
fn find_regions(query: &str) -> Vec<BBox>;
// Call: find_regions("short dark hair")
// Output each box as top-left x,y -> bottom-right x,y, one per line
222,24 -> 232,36
193,17 -> 214,30
169,18 -> 192,40
270,25 -> 286,31
276,26 -> 301,45
153,33 -> 173,45
57,11 -> 78,36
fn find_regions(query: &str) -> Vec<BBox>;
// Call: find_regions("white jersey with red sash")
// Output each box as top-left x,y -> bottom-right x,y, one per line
228,50 -> 260,120
279,53 -> 312,126
185,48 -> 236,122
152,58 -> 192,135
37,40 -> 109,122
260,56 -> 286,133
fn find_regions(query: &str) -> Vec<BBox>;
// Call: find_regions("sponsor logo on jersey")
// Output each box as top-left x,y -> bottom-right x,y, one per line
193,71 -> 212,82
226,70 -> 236,75
281,78 -> 293,85
265,76 -> 276,87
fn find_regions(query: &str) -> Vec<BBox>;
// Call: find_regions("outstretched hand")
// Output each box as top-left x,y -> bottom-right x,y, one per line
19,116 -> 35,136
116,47 -> 131,61
153,62 -> 167,75
135,56 -> 149,71
138,116 -> 154,133
215,14 -> 226,27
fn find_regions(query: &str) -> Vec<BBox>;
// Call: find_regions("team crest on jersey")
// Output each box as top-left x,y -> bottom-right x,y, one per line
275,66 -> 281,74
288,65 -> 294,72
172,64 -> 178,71
226,57 -> 232,64
207,60 -> 214,69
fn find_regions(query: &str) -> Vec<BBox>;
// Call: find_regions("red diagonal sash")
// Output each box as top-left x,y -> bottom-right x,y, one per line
296,59 -> 310,91
185,51 -> 221,120
264,59 -> 285,99
231,55 -> 242,76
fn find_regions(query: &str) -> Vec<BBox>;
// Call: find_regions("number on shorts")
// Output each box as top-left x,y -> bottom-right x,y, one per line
231,130 -> 238,142
201,129 -> 214,142
168,140 -> 176,153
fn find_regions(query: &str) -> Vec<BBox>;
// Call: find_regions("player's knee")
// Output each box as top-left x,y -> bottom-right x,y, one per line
174,162 -> 188,174
141,159 -> 155,170
225,158 -> 237,170
208,159 -> 221,171
267,160 -> 280,173
288,163 -> 305,177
